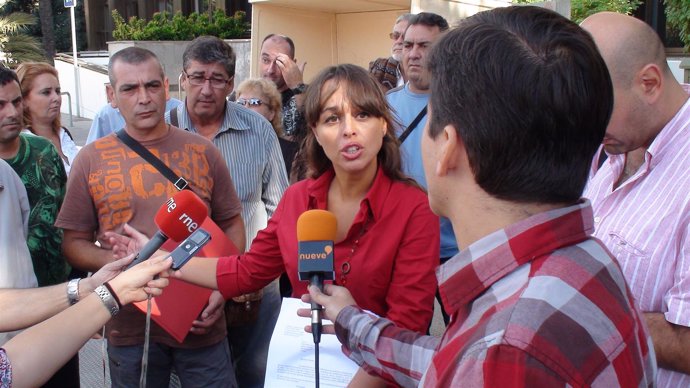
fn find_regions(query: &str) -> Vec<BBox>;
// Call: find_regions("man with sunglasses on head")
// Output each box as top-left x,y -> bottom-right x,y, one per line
166,35 -> 288,388
369,13 -> 413,92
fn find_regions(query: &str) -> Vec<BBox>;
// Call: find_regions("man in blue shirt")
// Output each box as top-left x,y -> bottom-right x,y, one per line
387,12 -> 456,322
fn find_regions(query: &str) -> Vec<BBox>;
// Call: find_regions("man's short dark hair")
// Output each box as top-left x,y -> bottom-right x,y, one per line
183,36 -> 236,78
427,6 -> 612,204
108,47 -> 164,86
0,65 -> 20,88
262,34 -> 296,59
408,12 -> 449,32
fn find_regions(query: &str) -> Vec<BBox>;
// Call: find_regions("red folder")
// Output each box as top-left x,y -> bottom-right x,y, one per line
133,217 -> 238,343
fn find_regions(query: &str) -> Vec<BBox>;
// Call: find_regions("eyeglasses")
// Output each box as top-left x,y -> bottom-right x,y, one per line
389,31 -> 403,40
183,71 -> 232,89
236,98 -> 263,107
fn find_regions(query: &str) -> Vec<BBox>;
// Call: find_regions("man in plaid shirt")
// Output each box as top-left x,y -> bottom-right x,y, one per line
300,6 -> 657,387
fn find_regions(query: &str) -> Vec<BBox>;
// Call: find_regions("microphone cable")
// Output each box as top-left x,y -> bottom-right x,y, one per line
139,293 -> 153,388
314,341 -> 320,388
311,274 -> 323,388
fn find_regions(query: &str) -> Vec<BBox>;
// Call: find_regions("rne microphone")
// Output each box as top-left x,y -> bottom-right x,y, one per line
125,190 -> 208,269
297,209 -> 336,344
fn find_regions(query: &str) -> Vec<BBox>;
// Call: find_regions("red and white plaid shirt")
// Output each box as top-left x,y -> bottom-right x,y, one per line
335,201 -> 656,387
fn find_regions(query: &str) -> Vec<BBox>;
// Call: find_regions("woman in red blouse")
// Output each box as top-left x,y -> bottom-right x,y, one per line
116,64 -> 440,387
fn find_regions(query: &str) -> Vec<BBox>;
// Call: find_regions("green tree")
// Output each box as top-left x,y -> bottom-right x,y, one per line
38,0 -> 55,63
665,0 -> 690,51
111,10 -> 249,41
513,0 -> 642,23
1,0 -> 87,55
0,12 -> 46,67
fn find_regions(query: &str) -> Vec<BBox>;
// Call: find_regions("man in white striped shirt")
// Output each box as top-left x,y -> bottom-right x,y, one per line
166,36 -> 288,388
582,12 -> 690,387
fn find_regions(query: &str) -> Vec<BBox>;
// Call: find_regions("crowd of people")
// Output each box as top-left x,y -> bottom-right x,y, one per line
0,5 -> 688,388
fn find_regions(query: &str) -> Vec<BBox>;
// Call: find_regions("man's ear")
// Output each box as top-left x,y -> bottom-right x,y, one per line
106,84 -> 117,108
227,78 -> 235,95
164,77 -> 170,100
636,63 -> 663,103
180,72 -> 188,92
436,125 -> 461,177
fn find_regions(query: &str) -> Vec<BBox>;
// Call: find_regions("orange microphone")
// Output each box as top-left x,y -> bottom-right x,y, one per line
297,209 -> 336,344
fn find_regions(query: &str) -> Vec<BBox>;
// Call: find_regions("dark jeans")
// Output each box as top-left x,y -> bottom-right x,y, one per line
227,279 -> 281,388
107,338 -> 236,388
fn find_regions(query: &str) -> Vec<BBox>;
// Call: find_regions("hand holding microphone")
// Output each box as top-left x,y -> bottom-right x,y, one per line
297,283 -> 357,336
297,209 -> 337,344
122,190 -> 208,269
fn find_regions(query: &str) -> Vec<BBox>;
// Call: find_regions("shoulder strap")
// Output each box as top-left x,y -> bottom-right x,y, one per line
62,127 -> 74,141
115,128 -> 188,191
169,107 -> 179,128
398,106 -> 428,144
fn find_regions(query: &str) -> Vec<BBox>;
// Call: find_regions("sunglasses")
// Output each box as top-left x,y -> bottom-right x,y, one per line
389,31 -> 403,40
236,98 -> 263,107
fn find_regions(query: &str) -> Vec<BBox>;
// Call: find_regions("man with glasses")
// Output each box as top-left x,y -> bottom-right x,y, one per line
369,13 -> 413,92
166,35 -> 288,388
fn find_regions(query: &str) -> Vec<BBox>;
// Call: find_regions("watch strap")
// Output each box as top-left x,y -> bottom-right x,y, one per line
94,285 -> 120,316
291,83 -> 307,95
67,278 -> 80,305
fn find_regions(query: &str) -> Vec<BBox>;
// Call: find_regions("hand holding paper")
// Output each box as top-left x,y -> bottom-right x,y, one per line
190,291 -> 225,335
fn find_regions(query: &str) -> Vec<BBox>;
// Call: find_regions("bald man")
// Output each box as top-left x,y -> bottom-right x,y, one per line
582,12 -> 690,387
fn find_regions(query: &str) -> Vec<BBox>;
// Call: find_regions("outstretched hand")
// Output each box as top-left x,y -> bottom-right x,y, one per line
81,254 -> 137,294
104,223 -> 151,259
107,255 -> 172,305
297,284 -> 357,335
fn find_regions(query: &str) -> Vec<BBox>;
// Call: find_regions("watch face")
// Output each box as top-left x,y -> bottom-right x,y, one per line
293,83 -> 307,94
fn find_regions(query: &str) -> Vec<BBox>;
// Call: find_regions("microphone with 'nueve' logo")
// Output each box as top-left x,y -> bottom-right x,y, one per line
297,209 -> 336,344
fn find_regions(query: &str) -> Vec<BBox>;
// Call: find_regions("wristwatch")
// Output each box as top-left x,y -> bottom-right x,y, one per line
291,83 -> 307,95
95,285 -> 120,316
67,278 -> 80,305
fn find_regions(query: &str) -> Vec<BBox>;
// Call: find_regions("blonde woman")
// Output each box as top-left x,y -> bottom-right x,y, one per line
236,78 -> 298,177
16,62 -> 79,175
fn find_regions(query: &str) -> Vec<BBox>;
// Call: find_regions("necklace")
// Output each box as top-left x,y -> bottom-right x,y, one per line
337,216 -> 370,287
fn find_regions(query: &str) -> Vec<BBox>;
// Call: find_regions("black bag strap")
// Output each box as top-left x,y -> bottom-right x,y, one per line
115,128 -> 188,191
398,106 -> 428,144
62,126 -> 74,141
169,107 -> 179,128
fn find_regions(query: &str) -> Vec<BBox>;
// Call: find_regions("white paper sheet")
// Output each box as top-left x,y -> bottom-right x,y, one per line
264,298 -> 359,387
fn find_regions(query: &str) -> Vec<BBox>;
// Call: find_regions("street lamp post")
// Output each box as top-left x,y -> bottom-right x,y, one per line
64,0 -> 81,117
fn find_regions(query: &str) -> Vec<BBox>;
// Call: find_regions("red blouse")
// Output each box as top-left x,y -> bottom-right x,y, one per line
216,167 -> 440,333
